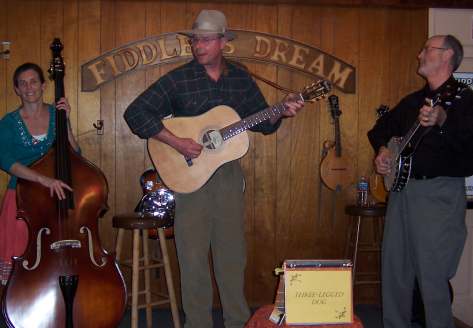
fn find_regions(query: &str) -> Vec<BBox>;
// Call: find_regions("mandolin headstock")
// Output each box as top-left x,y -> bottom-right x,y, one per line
376,104 -> 389,118
328,94 -> 341,119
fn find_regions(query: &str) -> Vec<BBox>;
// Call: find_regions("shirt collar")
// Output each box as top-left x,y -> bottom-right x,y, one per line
423,75 -> 457,98
190,58 -> 236,78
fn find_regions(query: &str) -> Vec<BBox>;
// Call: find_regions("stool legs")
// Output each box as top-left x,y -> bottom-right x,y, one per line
114,226 -> 181,328
132,229 -> 140,328
115,228 -> 125,260
158,228 -> 181,328
142,232 -> 153,328
344,205 -> 386,304
352,216 -> 362,285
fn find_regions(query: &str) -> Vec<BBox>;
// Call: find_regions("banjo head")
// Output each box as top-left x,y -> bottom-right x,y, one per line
384,137 -> 407,192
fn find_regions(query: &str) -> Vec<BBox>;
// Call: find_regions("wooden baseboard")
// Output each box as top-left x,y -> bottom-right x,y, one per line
455,317 -> 472,328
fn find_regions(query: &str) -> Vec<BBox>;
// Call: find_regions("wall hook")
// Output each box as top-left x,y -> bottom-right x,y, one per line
93,120 -> 104,135
1,41 -> 11,60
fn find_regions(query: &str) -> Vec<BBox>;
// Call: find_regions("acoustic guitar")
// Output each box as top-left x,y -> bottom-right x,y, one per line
369,105 -> 389,203
148,80 -> 331,193
268,267 -> 285,324
320,95 -> 355,190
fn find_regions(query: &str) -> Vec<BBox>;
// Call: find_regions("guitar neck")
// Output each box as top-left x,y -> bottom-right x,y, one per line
220,94 -> 303,140
396,87 -> 464,156
396,120 -> 422,156
274,276 -> 285,313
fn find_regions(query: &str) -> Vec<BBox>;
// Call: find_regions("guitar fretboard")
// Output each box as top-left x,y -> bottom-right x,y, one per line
395,83 -> 467,157
268,274 -> 285,324
220,95 -> 303,141
395,120 -> 422,156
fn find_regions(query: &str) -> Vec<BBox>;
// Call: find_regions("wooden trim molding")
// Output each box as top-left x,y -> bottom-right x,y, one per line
81,30 -> 356,93
166,0 -> 473,8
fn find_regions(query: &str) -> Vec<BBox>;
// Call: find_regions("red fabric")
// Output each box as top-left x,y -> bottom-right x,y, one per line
0,189 -> 28,283
246,305 -> 363,328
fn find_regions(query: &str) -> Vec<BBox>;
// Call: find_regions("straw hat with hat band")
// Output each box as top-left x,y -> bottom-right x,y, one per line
180,10 -> 236,41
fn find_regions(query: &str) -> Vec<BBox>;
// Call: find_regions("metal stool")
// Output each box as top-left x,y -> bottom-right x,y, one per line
344,205 -> 386,288
113,213 -> 180,328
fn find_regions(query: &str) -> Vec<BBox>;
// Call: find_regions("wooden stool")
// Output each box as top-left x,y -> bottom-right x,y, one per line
344,205 -> 386,288
113,213 -> 181,328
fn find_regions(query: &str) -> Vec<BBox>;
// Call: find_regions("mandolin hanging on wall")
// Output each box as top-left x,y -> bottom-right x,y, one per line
320,95 -> 355,191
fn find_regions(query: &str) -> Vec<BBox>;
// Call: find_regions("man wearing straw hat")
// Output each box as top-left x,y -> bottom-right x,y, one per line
125,9 -> 304,328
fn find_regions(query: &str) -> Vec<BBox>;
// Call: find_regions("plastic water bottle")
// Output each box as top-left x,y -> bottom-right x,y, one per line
357,176 -> 369,207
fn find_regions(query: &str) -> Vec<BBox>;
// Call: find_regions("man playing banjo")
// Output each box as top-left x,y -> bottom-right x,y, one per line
368,34 -> 473,328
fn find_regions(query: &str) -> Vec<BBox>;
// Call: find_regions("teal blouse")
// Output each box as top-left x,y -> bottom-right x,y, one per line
0,105 -> 56,189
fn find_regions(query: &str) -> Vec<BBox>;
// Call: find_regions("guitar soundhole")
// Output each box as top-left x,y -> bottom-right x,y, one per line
202,130 -> 223,150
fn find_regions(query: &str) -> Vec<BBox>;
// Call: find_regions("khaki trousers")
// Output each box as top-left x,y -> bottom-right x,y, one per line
175,161 -> 250,328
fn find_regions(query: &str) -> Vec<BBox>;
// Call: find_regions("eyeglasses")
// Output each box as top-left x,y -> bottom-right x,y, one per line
188,35 -> 222,46
421,46 -> 449,52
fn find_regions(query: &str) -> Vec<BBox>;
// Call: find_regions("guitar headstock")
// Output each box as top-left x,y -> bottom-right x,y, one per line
376,104 -> 389,118
48,38 -> 65,81
328,94 -> 341,119
300,80 -> 331,103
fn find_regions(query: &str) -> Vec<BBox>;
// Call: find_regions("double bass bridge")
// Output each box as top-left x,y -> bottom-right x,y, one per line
50,239 -> 82,250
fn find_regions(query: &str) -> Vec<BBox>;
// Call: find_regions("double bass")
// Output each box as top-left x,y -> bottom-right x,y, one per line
2,39 -> 126,327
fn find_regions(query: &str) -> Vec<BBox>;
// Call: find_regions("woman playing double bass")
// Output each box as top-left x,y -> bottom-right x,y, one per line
3,39 -> 126,326
0,62 -> 79,285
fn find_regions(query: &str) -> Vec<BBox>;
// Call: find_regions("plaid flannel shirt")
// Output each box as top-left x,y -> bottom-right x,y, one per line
124,59 -> 280,139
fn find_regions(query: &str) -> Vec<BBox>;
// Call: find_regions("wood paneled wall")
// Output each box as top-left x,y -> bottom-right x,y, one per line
0,0 -> 427,306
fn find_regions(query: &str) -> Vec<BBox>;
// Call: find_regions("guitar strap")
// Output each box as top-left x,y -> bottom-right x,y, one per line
317,147 -> 341,230
249,71 -> 299,95
227,59 -> 299,95
317,146 -> 328,228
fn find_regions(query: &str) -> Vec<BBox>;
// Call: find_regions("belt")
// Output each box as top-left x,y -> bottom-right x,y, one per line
411,175 -> 435,180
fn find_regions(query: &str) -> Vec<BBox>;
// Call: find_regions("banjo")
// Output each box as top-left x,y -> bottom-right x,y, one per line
384,81 -> 467,192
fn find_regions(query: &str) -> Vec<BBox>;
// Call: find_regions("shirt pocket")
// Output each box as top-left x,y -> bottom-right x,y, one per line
176,94 -> 209,115
224,92 -> 247,112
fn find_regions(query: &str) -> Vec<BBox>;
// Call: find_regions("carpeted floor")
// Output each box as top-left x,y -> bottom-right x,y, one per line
118,304 -> 384,328
117,305 -> 468,327
1,304 -> 466,327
